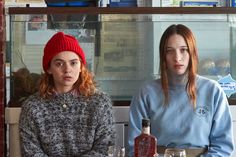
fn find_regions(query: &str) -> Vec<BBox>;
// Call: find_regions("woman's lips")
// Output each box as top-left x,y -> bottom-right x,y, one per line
174,64 -> 183,69
63,76 -> 73,81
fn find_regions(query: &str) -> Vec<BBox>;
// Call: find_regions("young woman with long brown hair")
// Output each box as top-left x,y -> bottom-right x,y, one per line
128,24 -> 234,157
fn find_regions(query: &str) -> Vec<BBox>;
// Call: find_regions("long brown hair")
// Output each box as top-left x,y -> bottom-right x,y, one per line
39,64 -> 96,98
159,24 -> 198,108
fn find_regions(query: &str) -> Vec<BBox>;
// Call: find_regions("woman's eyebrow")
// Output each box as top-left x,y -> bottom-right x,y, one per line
166,45 -> 188,49
52,58 -> 64,62
70,59 -> 79,61
53,58 -> 79,62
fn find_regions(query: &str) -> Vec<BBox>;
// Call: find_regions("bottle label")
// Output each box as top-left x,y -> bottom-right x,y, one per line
134,135 -> 156,157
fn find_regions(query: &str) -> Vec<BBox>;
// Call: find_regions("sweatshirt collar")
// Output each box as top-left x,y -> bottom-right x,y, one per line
168,72 -> 188,89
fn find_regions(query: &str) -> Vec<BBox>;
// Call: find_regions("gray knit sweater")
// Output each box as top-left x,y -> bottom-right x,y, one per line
19,91 -> 116,157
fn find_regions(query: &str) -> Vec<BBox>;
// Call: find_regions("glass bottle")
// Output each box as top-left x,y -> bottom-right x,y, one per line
134,118 -> 157,157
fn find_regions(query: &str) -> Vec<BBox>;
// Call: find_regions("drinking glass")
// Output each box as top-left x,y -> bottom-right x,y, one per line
108,145 -> 123,157
108,145 -> 119,157
164,148 -> 186,157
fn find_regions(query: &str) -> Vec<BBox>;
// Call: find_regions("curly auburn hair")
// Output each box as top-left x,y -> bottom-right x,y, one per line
39,64 -> 96,98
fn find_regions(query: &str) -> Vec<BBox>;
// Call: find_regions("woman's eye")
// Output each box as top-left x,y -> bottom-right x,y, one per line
166,49 -> 174,54
181,48 -> 188,53
71,61 -> 78,66
55,62 -> 63,67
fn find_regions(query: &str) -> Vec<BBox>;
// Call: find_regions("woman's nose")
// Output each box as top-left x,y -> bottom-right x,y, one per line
174,50 -> 182,62
64,63 -> 72,73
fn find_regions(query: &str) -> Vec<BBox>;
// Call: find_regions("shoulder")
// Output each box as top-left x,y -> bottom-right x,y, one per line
136,79 -> 162,95
197,75 -> 222,89
20,92 -> 55,115
20,93 -> 43,119
91,90 -> 111,101
88,90 -> 112,108
21,93 -> 42,108
196,75 -> 225,96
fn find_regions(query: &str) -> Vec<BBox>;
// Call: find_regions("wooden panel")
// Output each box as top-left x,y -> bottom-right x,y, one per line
0,1 -> 5,156
8,7 -> 236,15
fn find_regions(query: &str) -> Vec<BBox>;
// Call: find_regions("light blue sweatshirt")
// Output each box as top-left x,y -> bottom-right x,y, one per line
128,75 -> 234,157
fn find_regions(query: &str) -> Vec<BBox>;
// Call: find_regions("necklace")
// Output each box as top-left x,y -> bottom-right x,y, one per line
63,103 -> 67,108
62,94 -> 68,109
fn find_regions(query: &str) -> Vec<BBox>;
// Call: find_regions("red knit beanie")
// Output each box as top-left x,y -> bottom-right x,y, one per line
43,32 -> 86,71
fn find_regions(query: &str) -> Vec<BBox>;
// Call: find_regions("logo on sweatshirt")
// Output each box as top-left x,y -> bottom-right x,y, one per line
195,106 -> 209,117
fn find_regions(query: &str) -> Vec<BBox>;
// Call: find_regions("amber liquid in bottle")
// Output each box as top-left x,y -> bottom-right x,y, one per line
134,118 -> 157,157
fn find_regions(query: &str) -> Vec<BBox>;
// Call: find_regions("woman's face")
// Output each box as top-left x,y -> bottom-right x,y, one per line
47,51 -> 81,93
165,34 -> 190,76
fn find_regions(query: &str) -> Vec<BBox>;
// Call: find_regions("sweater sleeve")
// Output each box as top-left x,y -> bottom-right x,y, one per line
202,87 -> 234,157
127,87 -> 150,157
19,101 -> 49,157
81,94 -> 116,157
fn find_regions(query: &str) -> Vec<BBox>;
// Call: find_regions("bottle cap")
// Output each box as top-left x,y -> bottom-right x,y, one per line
142,118 -> 150,127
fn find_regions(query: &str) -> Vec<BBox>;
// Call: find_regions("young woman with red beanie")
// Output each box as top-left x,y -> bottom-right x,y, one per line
19,32 -> 116,156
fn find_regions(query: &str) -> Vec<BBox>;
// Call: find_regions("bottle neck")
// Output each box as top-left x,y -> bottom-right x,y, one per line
142,126 -> 150,135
